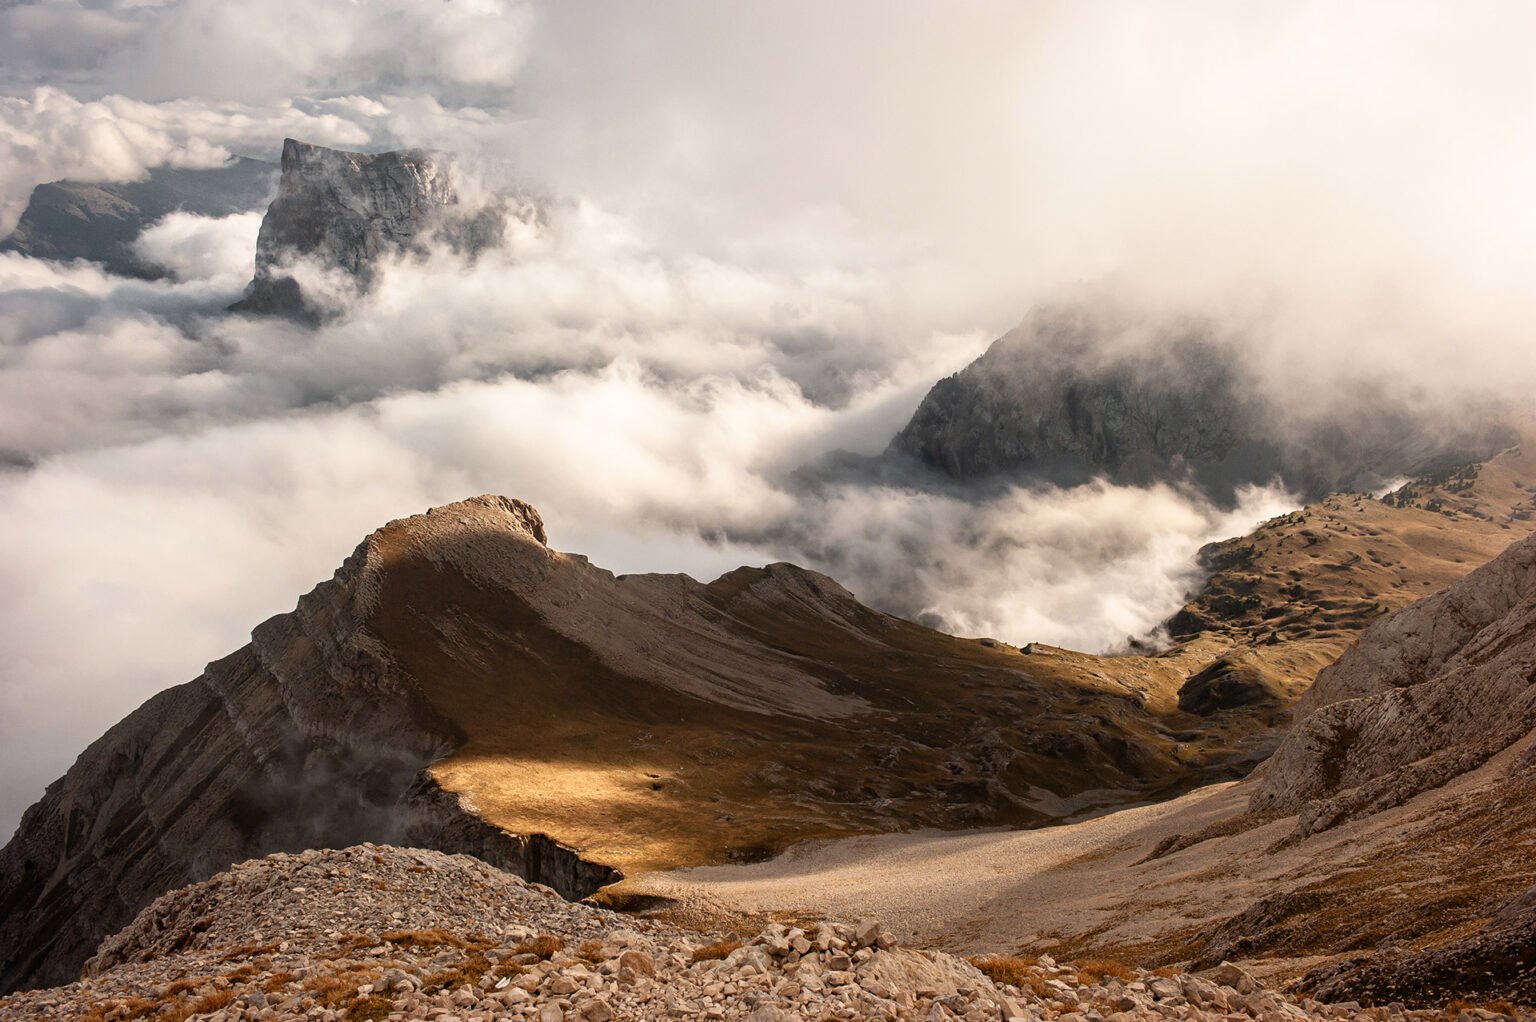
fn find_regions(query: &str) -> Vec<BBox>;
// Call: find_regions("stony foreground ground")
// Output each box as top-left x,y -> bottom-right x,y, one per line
0,845 -> 1526,1022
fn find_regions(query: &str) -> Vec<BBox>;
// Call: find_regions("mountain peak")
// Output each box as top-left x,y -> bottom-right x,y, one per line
230,138 -> 458,317
399,495 -> 549,546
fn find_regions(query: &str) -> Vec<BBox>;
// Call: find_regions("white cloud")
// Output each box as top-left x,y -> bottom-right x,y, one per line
134,210 -> 263,284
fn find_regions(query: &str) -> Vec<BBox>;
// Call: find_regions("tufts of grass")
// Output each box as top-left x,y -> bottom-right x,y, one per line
690,940 -> 744,962
164,989 -> 236,1022
1075,958 -> 1137,984
971,956 -> 1057,998
217,940 -> 279,962
380,928 -> 468,950
511,934 -> 565,960
969,955 -> 1039,988
422,952 -> 491,994
576,939 -> 605,963
346,993 -> 396,1021
302,972 -> 367,1008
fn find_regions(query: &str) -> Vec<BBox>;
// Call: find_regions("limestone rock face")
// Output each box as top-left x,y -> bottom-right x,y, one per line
0,497 -> 616,995
1252,530 -> 1536,827
231,138 -> 457,316
889,306 -> 1514,503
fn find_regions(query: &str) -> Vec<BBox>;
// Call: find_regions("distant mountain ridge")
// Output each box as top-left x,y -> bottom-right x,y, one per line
230,139 -> 456,316
0,158 -> 277,277
890,306 -> 1515,503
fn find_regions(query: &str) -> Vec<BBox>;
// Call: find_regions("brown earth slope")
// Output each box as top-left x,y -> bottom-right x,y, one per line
1163,442 -> 1536,722
636,500 -> 1536,1009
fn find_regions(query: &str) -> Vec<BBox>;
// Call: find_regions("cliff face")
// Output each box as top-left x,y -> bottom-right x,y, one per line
0,159 -> 277,277
0,498 -> 616,995
1200,528 -> 1536,1003
889,307 -> 1514,503
231,139 -> 457,316
1252,529 -> 1536,829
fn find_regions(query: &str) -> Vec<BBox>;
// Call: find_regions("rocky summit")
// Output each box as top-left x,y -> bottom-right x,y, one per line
230,139 -> 458,317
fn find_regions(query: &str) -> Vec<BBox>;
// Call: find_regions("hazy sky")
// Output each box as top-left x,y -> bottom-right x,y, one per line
2,0 -> 1535,837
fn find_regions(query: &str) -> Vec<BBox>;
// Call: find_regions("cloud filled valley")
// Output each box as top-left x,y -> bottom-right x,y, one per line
4,0 -> 1536,845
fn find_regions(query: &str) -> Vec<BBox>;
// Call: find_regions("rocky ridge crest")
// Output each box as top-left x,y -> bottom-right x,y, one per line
0,497 -> 615,995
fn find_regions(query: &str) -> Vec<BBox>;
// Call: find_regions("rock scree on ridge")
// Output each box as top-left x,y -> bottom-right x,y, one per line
0,843 -> 1461,1022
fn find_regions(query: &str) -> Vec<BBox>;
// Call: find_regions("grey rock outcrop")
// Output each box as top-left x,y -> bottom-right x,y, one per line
230,138 -> 459,317
1252,530 -> 1536,828
0,497 -> 617,995
0,158 -> 276,277
889,305 -> 1514,503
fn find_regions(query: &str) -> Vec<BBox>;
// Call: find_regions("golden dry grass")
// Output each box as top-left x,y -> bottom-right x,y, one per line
164,988 -> 236,1022
1074,958 -> 1137,983
216,940 -> 279,961
511,934 -> 565,960
969,955 -> 1041,990
690,939 -> 745,962
346,993 -> 396,1021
